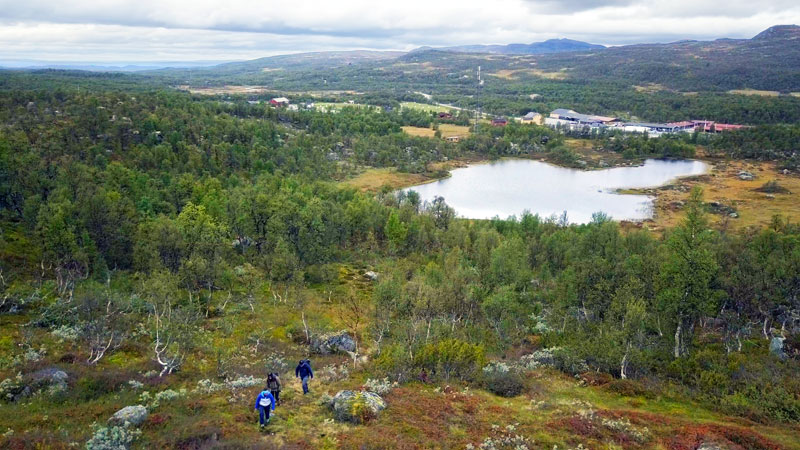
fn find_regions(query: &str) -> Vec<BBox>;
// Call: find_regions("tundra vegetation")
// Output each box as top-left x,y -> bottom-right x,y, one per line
0,73 -> 799,449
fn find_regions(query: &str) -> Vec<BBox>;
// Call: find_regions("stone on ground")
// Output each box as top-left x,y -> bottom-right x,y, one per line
331,390 -> 386,424
108,405 -> 149,427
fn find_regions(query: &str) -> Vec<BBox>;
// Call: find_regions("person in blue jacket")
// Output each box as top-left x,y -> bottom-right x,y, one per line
254,388 -> 276,429
295,359 -> 313,394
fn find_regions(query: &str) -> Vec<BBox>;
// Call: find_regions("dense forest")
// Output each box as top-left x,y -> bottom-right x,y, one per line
1,73 -> 800,448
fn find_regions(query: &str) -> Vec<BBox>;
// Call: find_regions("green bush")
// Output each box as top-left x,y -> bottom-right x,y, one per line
482,362 -> 525,397
374,339 -> 485,382
414,339 -> 485,381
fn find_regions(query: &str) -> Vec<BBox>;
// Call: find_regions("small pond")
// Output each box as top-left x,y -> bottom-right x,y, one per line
402,158 -> 709,223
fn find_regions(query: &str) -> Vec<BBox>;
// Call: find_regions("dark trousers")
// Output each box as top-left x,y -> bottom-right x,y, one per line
272,390 -> 281,404
301,376 -> 310,394
259,406 -> 271,425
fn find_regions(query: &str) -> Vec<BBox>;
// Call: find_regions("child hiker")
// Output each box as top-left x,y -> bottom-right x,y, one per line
254,387 -> 276,429
267,372 -> 282,405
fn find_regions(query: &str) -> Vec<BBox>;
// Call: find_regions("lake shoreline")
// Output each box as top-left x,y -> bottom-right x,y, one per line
400,157 -> 710,224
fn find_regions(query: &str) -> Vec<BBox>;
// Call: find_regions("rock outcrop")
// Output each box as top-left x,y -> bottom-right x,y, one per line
311,331 -> 357,354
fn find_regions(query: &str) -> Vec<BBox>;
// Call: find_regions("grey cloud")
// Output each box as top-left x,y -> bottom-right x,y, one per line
0,0 -> 798,63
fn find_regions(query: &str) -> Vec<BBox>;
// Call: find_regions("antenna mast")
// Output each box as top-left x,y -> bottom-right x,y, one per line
475,65 -> 482,133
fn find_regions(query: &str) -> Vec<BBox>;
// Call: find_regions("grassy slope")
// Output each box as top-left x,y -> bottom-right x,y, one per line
1,264 -> 799,449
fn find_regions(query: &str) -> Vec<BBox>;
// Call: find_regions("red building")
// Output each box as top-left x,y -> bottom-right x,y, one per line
269,97 -> 289,107
491,117 -> 508,127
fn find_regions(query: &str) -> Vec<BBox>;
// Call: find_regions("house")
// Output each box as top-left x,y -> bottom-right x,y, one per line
445,136 -> 462,143
269,97 -> 289,107
491,117 -> 508,127
288,104 -> 299,111
520,111 -> 542,125
438,112 -> 453,119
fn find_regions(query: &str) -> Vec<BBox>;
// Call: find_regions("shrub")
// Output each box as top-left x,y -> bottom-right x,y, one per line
51,325 -> 81,342
317,364 -> 350,383
74,372 -> 128,401
375,339 -> 485,382
467,424 -> 533,450
606,379 -> 654,399
139,388 -> 186,409
363,377 -> 397,395
754,180 -> 790,194
304,264 -> 338,284
85,425 -> 141,450
0,373 -> 25,402
415,339 -> 485,381
264,351 -> 289,375
372,344 -> 414,381
349,394 -> 379,423
482,362 -> 525,397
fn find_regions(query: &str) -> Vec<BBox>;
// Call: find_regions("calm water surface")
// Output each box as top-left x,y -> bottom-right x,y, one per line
403,158 -> 709,223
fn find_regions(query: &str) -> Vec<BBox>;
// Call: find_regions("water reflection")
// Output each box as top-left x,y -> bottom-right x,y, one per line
403,158 -> 709,224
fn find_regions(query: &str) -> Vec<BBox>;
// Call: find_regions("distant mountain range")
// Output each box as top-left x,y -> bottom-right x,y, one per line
9,25 -> 798,93
414,38 -> 605,55
0,60 -> 230,72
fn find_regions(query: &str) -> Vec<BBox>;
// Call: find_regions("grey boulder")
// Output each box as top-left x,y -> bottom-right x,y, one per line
770,336 -> 787,360
311,331 -> 357,354
30,367 -> 69,393
108,405 -> 149,427
331,390 -> 386,424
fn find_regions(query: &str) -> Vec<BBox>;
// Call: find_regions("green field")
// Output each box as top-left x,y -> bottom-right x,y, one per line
400,101 -> 454,113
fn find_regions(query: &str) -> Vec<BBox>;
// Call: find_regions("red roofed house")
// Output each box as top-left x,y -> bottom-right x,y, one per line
270,97 -> 289,107
491,117 -> 508,127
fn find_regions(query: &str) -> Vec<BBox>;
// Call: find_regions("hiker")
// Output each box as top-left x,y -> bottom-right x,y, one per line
253,388 -> 276,429
419,368 -> 429,384
267,372 -> 282,405
295,359 -> 313,394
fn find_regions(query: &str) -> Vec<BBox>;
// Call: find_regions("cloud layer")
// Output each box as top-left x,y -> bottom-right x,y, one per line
1,0 -> 798,63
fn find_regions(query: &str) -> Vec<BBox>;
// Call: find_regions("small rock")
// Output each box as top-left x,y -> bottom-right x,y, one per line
331,390 -> 386,424
108,405 -> 148,427
738,170 -> 755,181
770,336 -> 787,360
364,271 -> 379,281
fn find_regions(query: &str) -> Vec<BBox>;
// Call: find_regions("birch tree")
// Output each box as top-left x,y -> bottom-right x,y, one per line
658,187 -> 720,358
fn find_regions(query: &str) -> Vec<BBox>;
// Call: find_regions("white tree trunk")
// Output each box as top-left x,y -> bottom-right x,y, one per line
621,342 -> 631,379
674,318 -> 683,359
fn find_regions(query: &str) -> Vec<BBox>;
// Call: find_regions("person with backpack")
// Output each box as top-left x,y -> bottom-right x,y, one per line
253,387 -> 276,429
267,372 -> 282,405
295,359 -> 313,394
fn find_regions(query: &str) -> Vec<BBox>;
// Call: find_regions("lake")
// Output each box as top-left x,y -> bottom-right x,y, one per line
403,158 -> 709,223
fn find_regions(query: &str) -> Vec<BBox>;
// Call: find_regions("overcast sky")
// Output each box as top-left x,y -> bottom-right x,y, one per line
1,0 -> 798,64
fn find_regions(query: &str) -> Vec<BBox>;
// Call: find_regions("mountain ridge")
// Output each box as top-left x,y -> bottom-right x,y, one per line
415,38 -> 605,55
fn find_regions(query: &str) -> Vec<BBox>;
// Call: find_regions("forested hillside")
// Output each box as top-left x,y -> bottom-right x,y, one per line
0,72 -> 799,449
151,26 -> 800,126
